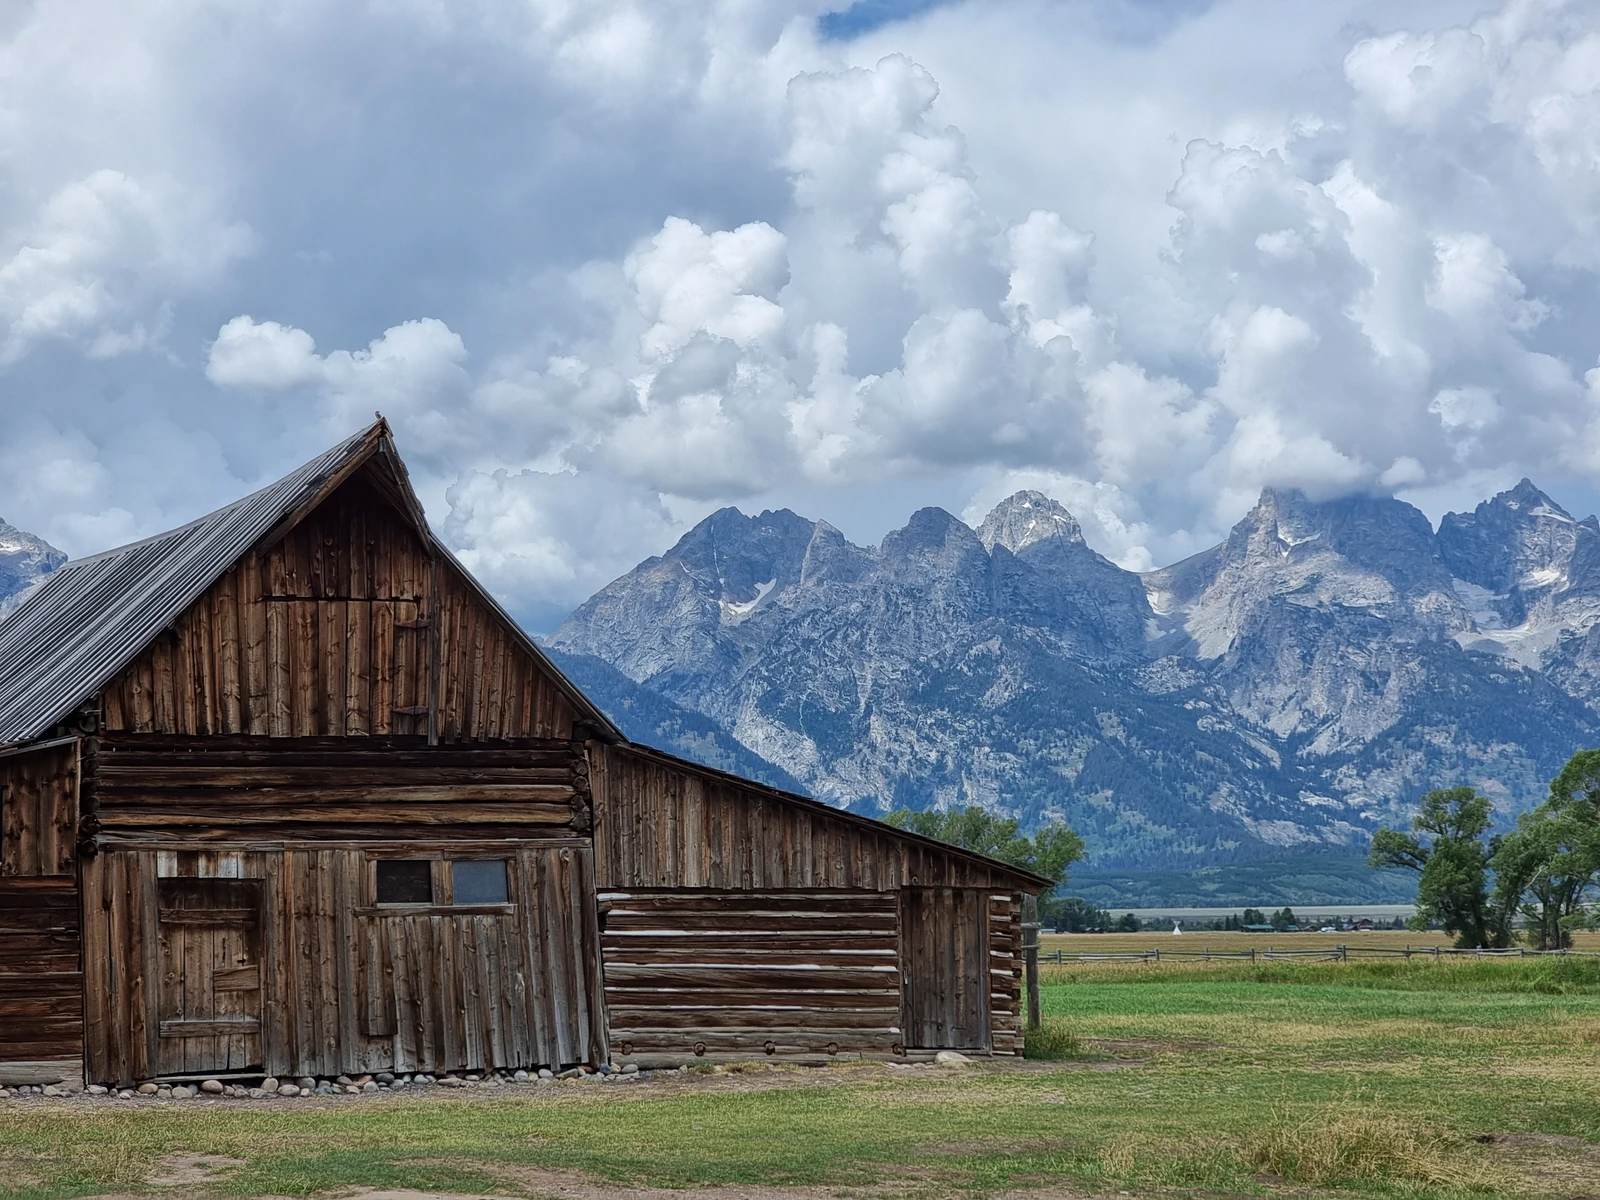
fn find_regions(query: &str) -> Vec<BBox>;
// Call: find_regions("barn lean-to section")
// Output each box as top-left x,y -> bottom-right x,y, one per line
589,744 -> 1028,1063
0,420 -> 1045,1089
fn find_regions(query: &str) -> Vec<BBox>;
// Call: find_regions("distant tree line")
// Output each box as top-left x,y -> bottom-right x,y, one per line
1369,749 -> 1600,950
885,754 -> 1600,951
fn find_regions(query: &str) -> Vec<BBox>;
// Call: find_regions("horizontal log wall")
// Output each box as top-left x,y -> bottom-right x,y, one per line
600,890 -> 902,1064
591,744 -> 1036,891
0,877 -> 83,1085
0,741 -> 78,877
82,843 -> 605,1085
988,894 -> 1021,1056
99,469 -> 582,742
85,737 -> 588,844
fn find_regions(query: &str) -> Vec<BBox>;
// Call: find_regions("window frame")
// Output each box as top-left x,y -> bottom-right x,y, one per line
373,859 -> 436,907
450,858 -> 511,906
364,850 -> 516,913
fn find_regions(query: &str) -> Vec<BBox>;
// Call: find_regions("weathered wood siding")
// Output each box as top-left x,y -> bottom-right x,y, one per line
82,845 -> 605,1085
99,472 -> 582,742
85,736 -> 589,845
899,887 -> 988,1051
899,887 -> 1012,1053
591,744 -> 1032,891
0,877 -> 83,1085
599,890 -> 903,1064
0,740 -> 78,877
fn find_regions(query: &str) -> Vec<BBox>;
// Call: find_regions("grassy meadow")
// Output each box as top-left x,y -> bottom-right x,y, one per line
3,949 -> 1600,1199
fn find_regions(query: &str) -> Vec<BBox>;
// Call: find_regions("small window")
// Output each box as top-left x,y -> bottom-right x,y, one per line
376,860 -> 433,905
452,860 -> 509,905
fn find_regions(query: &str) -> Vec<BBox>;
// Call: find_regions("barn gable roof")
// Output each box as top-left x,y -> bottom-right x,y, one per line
0,420 -> 619,746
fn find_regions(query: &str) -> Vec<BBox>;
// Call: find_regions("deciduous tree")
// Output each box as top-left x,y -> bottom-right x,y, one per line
1369,787 -> 1508,949
883,806 -> 1085,883
1492,750 -> 1600,950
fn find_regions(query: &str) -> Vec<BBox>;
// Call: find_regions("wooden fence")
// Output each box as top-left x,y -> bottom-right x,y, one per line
1040,945 -> 1600,964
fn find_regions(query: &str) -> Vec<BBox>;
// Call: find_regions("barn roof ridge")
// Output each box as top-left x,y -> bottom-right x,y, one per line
0,420 -> 619,747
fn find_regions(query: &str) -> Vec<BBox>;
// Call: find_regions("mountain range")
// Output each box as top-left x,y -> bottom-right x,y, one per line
549,480 -> 1600,868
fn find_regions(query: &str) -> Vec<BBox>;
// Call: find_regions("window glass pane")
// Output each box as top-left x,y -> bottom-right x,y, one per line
376,860 -> 433,904
452,860 -> 509,905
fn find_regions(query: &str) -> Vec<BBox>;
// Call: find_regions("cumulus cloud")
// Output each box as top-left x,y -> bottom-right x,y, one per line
442,466 -> 682,629
9,0 -> 1600,625
0,170 -> 254,364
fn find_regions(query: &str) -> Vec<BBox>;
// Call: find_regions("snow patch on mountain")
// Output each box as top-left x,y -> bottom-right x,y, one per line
723,578 -> 774,618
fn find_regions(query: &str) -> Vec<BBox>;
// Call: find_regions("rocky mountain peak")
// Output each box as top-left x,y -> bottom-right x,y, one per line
1227,486 -> 1449,595
665,506 -> 817,603
977,491 -> 1084,554
1500,478 -> 1571,518
1438,479 -> 1596,598
881,507 -> 987,566
0,518 -> 65,616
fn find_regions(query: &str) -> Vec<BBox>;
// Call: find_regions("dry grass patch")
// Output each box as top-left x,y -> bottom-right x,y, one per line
1564,1017 -> 1600,1047
1240,1104 -> 1501,1190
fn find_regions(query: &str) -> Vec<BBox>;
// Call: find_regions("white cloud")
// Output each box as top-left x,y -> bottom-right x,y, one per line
443,465 -> 683,626
626,217 -> 789,359
205,314 -> 470,436
1430,385 -> 1501,432
206,317 -> 323,389
8,0 -> 1600,627
0,170 -> 254,364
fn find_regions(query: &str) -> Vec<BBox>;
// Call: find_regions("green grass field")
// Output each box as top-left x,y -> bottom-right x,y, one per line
4,956 -> 1599,1199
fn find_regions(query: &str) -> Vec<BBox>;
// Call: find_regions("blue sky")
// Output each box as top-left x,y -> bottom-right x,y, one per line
3,0 -> 1600,629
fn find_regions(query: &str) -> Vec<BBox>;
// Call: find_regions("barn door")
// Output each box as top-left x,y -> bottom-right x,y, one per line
156,879 -> 264,1075
899,887 -> 990,1052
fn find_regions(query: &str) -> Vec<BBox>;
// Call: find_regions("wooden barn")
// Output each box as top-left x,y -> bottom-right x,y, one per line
0,421 -> 1047,1089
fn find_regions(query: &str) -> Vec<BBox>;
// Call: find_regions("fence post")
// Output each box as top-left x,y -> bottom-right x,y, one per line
1154,946 -> 1160,963
1434,946 -> 1440,959
1022,893 -> 1042,1034
1251,947 -> 1256,964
